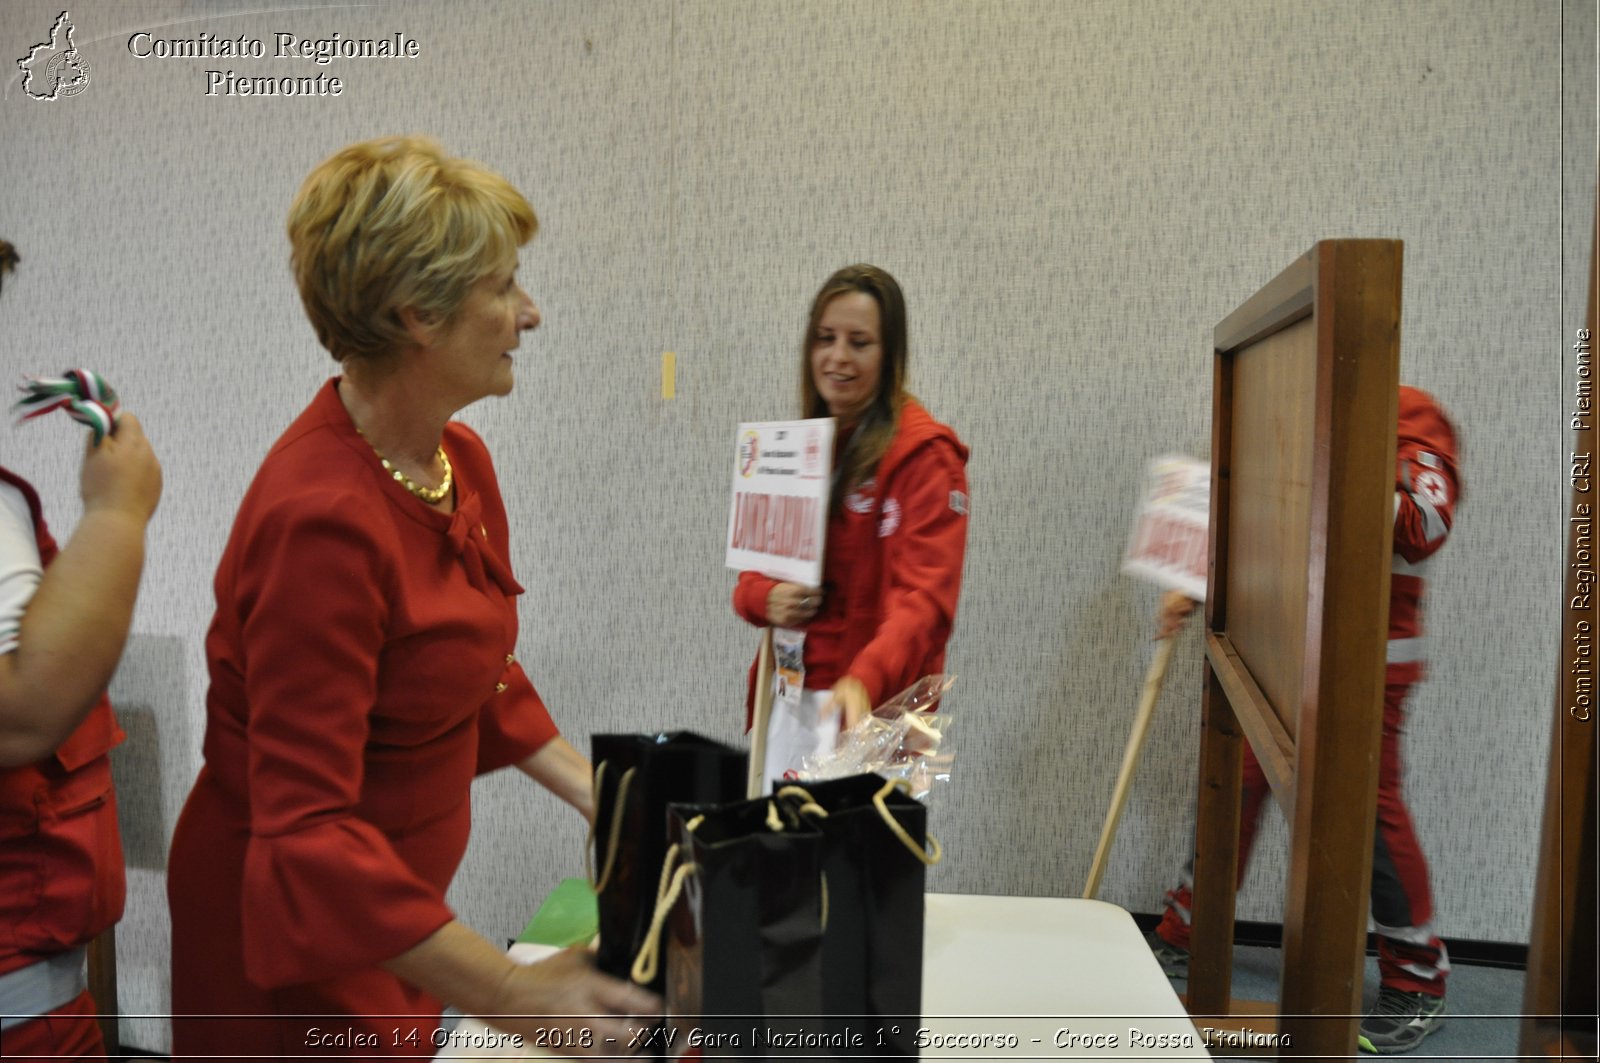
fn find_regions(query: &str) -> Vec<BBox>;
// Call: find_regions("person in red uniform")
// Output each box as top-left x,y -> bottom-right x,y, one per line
733,264 -> 970,790
166,136 -> 658,1059
0,414 -> 162,1060
1147,385 -> 1460,1055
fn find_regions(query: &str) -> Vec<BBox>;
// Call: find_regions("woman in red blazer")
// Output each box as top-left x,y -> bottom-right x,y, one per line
167,136 -> 657,1059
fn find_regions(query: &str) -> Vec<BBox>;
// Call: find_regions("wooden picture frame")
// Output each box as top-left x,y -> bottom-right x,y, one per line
1186,240 -> 1402,1057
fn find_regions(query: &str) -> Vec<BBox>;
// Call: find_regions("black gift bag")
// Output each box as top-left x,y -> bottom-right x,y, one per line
640,796 -> 826,1059
591,732 -> 747,990
773,774 -> 940,1060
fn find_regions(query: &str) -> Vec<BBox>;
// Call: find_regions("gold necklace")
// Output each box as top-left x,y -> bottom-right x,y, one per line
358,431 -> 453,504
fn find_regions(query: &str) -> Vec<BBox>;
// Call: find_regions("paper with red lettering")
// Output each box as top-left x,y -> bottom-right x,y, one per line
725,418 -> 835,585
1122,454 -> 1210,601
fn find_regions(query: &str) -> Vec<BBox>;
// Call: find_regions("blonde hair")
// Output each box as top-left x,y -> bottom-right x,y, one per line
287,135 -> 537,362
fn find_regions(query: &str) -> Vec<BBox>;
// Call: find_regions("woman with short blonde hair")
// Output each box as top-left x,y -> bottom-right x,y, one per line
169,136 -> 657,1057
288,135 -> 537,363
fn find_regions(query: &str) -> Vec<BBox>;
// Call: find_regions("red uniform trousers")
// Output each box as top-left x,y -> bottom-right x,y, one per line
1154,681 -> 1450,996
2,991 -> 105,1061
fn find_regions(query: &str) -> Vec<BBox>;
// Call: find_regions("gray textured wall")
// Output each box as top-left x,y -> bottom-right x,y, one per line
0,0 -> 1586,1052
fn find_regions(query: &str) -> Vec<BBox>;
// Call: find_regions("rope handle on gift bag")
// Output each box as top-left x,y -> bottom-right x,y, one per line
628,796 -> 830,982
585,762 -> 635,893
873,777 -> 943,865
773,785 -> 827,820
766,792 -> 830,929
629,815 -> 704,985
776,780 -> 942,865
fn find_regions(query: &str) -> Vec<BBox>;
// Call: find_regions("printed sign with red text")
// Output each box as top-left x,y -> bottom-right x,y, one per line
725,418 -> 836,586
1122,454 -> 1210,601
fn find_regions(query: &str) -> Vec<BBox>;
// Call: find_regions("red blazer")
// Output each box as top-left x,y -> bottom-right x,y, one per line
169,380 -> 559,1053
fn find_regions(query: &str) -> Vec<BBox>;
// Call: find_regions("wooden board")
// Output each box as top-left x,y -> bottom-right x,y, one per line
1188,240 -> 1401,1058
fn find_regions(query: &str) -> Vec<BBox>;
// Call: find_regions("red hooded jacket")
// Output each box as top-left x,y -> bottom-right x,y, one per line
734,399 -> 969,723
1388,386 -> 1462,683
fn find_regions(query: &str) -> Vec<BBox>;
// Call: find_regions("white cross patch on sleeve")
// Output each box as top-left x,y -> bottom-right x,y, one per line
1414,469 -> 1450,508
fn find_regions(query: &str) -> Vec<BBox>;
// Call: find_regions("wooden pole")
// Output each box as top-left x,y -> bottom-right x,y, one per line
1083,635 -> 1176,898
87,925 -> 118,1053
746,627 -> 775,798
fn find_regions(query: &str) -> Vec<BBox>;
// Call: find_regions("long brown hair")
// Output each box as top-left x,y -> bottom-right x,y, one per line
800,264 -> 910,512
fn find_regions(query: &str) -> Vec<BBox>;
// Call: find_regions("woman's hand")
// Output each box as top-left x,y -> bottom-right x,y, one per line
824,676 -> 872,731
386,924 -> 661,1057
81,412 -> 162,522
766,583 -> 822,628
486,947 -> 663,1056
1155,590 -> 1198,641
0,412 -> 162,767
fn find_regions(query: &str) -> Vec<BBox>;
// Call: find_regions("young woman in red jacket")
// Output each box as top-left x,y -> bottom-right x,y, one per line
734,264 -> 970,791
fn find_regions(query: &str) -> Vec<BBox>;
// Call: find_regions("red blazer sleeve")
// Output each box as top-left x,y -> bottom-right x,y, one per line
844,439 -> 970,706
1394,393 -> 1461,564
475,661 -> 559,774
236,496 -> 452,988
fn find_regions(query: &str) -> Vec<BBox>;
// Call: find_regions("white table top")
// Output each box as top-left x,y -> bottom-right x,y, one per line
442,893 -> 1211,1059
918,893 -> 1210,1058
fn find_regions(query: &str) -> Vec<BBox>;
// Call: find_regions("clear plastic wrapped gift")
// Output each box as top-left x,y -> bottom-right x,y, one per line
800,674 -> 956,799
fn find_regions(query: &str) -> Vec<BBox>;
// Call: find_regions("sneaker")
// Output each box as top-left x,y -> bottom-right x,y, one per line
1144,930 -> 1189,978
1358,986 -> 1445,1054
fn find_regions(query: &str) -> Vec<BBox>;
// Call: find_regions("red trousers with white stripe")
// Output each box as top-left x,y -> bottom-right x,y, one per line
1154,682 -> 1450,996
2,990 -> 106,1061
